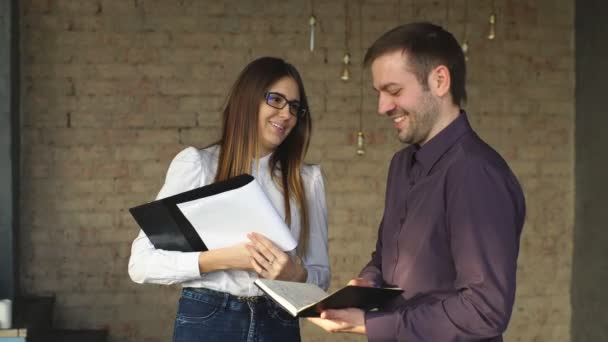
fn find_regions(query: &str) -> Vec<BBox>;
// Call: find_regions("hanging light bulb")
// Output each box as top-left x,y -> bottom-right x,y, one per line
461,40 -> 469,61
309,15 -> 316,52
461,0 -> 469,61
340,53 -> 351,81
355,1 -> 365,157
356,131 -> 365,156
487,13 -> 496,40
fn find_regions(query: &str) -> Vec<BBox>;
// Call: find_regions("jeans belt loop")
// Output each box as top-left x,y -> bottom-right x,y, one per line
220,291 -> 231,311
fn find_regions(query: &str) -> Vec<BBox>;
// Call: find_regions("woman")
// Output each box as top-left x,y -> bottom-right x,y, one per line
128,57 -> 329,342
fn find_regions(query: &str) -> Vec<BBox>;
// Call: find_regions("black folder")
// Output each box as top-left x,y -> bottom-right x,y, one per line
129,174 -> 254,252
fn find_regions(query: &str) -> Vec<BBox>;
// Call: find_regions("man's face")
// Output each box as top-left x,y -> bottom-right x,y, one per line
370,50 -> 440,145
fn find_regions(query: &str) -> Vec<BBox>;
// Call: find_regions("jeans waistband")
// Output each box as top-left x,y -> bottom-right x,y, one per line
182,287 -> 269,309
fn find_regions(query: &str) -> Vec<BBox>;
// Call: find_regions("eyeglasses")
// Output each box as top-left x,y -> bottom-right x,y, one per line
264,92 -> 307,118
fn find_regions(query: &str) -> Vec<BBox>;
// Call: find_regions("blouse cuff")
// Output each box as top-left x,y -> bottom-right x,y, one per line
305,266 -> 330,290
174,251 -> 202,280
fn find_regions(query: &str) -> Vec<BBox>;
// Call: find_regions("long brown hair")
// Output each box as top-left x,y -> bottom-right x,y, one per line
214,57 -> 312,256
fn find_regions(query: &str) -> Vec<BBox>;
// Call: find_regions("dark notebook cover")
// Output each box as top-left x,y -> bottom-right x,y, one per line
129,174 -> 254,252
297,285 -> 403,317
254,279 -> 403,318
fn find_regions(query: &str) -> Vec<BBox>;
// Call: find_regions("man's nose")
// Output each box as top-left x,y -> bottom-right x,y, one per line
377,93 -> 395,116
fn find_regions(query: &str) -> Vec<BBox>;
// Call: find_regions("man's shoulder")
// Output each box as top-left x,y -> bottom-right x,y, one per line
450,132 -> 514,176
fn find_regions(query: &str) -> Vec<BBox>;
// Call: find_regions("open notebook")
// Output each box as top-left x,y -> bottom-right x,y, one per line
255,279 -> 403,317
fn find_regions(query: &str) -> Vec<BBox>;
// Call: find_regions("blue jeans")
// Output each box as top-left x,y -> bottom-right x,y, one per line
173,287 -> 301,342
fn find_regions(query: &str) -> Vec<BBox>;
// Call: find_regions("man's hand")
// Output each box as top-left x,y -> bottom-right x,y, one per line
307,278 -> 373,334
348,277 -> 376,287
307,308 -> 366,335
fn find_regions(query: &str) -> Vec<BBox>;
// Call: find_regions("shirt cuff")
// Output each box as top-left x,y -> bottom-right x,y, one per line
365,310 -> 398,342
175,252 -> 202,280
359,270 -> 383,287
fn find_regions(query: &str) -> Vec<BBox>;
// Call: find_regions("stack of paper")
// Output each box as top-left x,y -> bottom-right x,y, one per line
129,174 -> 297,252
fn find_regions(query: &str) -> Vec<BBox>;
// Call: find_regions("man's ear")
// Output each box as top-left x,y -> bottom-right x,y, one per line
428,65 -> 451,98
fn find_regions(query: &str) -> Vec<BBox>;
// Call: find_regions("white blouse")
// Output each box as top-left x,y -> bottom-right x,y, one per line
128,145 -> 330,296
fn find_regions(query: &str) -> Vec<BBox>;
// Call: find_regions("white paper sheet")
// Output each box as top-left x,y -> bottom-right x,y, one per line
176,179 -> 298,251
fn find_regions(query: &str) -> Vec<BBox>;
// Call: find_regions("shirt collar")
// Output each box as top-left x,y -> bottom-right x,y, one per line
259,152 -> 272,163
414,110 -> 472,175
252,151 -> 273,175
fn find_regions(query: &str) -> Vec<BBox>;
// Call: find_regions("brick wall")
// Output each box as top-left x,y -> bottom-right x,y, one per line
19,0 -> 574,341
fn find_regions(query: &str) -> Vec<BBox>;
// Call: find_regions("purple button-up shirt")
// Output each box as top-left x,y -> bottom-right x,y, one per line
361,112 -> 526,342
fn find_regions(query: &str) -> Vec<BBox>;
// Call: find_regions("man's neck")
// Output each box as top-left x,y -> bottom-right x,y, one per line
421,105 -> 461,146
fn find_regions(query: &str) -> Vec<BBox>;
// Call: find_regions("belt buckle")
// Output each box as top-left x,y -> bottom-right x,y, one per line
237,295 -> 261,303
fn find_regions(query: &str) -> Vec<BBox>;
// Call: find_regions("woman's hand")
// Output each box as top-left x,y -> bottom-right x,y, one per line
246,232 -> 307,282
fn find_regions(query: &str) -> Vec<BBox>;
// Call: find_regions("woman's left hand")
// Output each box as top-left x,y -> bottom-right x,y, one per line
246,232 -> 307,282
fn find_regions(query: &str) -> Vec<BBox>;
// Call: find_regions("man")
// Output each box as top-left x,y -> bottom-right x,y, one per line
308,22 -> 526,341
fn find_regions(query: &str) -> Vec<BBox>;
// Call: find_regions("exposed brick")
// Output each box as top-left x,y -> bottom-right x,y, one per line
19,1 -> 575,341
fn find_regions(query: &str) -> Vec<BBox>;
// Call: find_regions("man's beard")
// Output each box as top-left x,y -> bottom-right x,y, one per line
398,92 -> 440,145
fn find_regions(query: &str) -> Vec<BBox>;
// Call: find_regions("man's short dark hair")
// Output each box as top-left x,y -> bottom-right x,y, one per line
363,22 -> 467,107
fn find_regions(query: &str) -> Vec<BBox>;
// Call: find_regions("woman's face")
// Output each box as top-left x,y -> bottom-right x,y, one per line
257,76 -> 300,156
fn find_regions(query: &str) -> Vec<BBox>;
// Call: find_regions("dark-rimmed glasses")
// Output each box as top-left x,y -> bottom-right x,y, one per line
264,92 -> 307,118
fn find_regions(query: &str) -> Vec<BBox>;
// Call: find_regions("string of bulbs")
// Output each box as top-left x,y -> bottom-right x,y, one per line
308,0 -> 498,155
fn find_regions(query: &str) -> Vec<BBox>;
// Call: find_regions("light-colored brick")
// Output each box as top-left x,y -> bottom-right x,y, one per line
19,1 -> 575,341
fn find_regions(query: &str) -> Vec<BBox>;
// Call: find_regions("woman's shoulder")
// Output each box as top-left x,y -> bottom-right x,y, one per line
198,144 -> 220,162
172,146 -> 202,163
300,162 -> 323,182
167,145 -> 219,172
